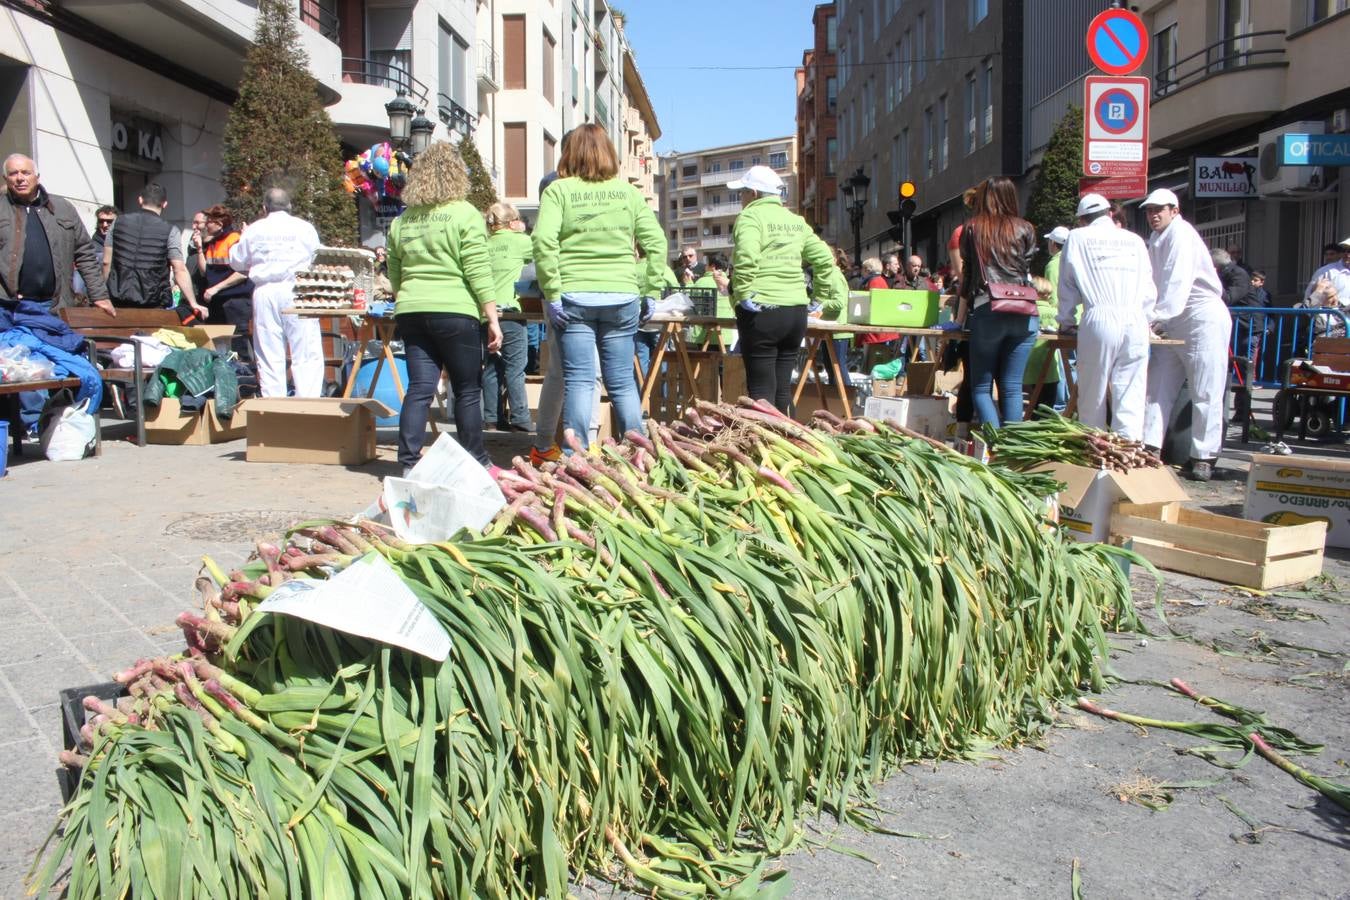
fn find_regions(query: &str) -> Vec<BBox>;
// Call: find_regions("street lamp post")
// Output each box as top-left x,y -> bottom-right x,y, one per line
385,91 -> 435,161
842,167 -> 870,269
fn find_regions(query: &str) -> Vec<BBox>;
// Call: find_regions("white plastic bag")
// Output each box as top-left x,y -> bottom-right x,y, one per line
39,399 -> 97,461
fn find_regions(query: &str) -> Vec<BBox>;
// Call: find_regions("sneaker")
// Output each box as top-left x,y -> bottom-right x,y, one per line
1184,459 -> 1214,482
529,445 -> 562,466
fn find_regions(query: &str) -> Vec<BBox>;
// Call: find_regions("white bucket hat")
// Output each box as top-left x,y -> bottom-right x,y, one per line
727,165 -> 784,195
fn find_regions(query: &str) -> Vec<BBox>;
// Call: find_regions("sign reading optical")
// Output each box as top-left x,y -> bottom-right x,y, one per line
1279,134 -> 1350,167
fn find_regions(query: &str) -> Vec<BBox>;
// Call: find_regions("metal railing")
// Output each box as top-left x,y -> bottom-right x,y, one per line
1154,29 -> 1286,98
341,58 -> 430,106
1228,306 -> 1350,389
437,93 -> 476,136
297,1 -> 339,43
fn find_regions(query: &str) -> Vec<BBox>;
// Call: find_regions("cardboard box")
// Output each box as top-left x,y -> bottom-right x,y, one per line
847,289 -> 940,328
872,378 -> 901,398
863,395 -> 956,440
245,398 -> 393,465
794,385 -> 857,423
1036,462 -> 1190,543
143,397 -> 247,445
1244,453 -> 1350,548
1111,501 -> 1325,589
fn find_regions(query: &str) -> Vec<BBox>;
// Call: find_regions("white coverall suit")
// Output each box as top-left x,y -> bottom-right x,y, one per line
229,211 -> 323,398
1056,216 -> 1156,441
1142,216 -> 1232,460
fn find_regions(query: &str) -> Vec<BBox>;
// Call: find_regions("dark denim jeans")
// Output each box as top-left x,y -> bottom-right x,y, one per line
968,304 -> 1039,427
558,298 -> 644,447
396,312 -> 489,469
482,318 -> 531,428
634,329 -> 660,379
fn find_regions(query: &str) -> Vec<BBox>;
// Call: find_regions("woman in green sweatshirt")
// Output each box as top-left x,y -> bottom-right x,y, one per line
483,202 -> 534,432
533,124 -> 667,448
387,142 -> 500,473
729,165 -> 840,412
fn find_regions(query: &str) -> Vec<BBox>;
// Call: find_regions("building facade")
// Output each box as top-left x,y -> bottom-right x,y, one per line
1136,0 -> 1350,301
832,0 -> 1026,269
620,34 -> 661,210
657,137 -> 798,261
795,3 -> 839,235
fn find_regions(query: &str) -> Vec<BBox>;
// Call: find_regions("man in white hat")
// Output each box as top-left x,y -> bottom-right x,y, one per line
1139,188 -> 1231,481
1056,193 -> 1155,440
1303,234 -> 1350,303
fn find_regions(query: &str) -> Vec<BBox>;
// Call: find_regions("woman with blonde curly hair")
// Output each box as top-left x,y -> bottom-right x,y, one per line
388,141 -> 501,474
482,201 -> 534,432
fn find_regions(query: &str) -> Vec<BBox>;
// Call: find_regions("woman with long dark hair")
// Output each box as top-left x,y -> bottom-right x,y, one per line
957,176 -> 1039,426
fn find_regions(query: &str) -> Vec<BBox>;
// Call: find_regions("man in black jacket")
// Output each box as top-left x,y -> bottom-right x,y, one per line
101,182 -> 203,317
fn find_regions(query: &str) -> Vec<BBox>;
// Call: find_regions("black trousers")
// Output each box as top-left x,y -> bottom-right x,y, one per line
734,304 -> 807,414
396,312 -> 488,469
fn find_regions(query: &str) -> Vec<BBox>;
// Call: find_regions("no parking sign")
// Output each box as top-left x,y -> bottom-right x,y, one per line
1083,76 -> 1150,179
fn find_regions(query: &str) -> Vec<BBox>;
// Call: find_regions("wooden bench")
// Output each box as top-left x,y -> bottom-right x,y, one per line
59,307 -> 182,447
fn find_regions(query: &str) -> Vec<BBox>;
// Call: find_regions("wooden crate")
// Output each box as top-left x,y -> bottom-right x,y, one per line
1110,501 -> 1326,590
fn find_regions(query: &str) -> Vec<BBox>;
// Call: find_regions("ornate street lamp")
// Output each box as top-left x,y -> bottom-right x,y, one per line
384,92 -> 416,145
409,110 -> 435,157
843,167 -> 870,269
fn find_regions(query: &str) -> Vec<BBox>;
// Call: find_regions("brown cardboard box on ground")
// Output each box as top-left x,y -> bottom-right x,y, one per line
245,398 -> 393,464
793,385 -> 856,423
143,398 -> 247,445
1034,462 -> 1190,543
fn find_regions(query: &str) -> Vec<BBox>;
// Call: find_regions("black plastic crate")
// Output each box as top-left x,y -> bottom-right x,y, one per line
56,681 -> 128,804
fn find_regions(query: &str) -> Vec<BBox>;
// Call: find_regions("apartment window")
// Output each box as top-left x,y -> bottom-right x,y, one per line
965,72 -> 977,154
890,135 -> 900,194
504,122 -> 527,196
729,159 -> 745,171
871,157 -> 879,208
938,94 -> 949,171
923,106 -> 934,178
857,10 -> 865,47
885,50 -> 895,111
1309,0 -> 1350,25
981,59 -> 994,145
1154,23 -> 1179,91
710,161 -> 722,172
826,16 -> 838,51
710,193 -> 721,205
769,151 -> 788,169
542,30 -> 556,105
901,30 -> 912,95
826,137 -> 838,175
750,156 -> 761,166
368,12 -> 412,91
915,13 -> 926,82
863,79 -> 875,133
900,128 -> 910,182
503,15 -> 526,89
544,133 -> 556,172
438,21 -> 468,109
825,198 -> 836,229
670,229 -> 678,242
681,195 -> 697,209
711,224 -> 722,236
1218,0 -> 1250,68
826,76 -> 838,112
935,1 -> 944,59
682,227 -> 697,240
681,164 -> 697,179
969,0 -> 989,25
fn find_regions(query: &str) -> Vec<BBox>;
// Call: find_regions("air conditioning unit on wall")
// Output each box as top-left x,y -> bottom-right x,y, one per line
1258,122 -> 1325,196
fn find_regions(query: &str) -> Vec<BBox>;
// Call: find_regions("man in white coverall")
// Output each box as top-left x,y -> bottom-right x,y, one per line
1140,189 -> 1232,482
1056,193 -> 1155,440
229,189 -> 322,397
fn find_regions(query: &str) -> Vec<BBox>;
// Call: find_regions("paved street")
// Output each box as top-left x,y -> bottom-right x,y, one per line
1,424 -> 1346,897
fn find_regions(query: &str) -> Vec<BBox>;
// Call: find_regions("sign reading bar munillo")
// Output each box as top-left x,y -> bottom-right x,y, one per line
1193,156 -> 1258,199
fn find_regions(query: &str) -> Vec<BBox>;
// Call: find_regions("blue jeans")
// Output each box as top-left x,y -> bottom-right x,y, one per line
525,321 -> 545,374
482,319 -> 531,428
968,304 -> 1039,427
559,298 -> 644,447
634,329 -> 660,379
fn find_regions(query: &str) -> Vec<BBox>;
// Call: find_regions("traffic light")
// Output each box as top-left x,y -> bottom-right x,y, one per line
887,182 -> 918,242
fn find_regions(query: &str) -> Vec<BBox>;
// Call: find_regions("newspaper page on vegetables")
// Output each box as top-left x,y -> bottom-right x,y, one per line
360,434 -> 507,542
258,553 -> 451,660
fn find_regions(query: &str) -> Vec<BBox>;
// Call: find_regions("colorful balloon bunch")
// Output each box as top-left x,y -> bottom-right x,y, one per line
344,142 -> 408,200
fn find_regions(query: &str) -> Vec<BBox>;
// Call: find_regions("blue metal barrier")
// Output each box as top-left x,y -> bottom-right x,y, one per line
1227,306 -> 1350,389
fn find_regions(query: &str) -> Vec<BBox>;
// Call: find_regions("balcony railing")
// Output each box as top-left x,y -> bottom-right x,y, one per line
1154,29 -> 1286,98
476,41 -> 499,91
437,93 -> 476,136
298,1 -> 340,43
341,57 -> 430,106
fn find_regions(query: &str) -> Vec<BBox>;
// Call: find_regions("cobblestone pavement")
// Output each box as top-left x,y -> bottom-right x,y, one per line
1,422 -> 1346,898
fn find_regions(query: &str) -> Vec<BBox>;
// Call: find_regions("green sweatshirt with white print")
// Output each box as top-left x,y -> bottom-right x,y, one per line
487,229 -> 533,310
532,176 -> 667,300
731,195 -> 839,309
388,199 -> 496,319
